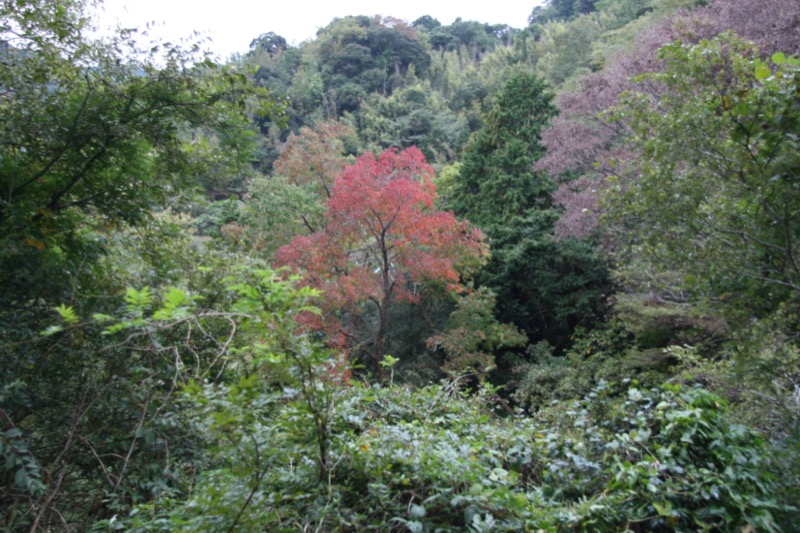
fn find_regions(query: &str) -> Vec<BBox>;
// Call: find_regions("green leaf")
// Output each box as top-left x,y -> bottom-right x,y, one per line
754,64 -> 772,80
653,501 -> 673,516
54,304 -> 78,324
125,286 -> 154,312
4,428 -> 22,439
163,287 -> 189,308
409,504 -> 426,519
406,521 -> 423,533
153,287 -> 192,320
469,483 -> 483,496
772,52 -> 786,65
379,354 -> 399,368
633,428 -> 651,443
41,325 -> 63,337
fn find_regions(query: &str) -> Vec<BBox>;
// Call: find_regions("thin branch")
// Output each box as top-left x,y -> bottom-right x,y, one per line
112,385 -> 155,493
78,436 -> 115,488
227,433 -> 265,533
30,384 -> 109,532
11,83 -> 96,197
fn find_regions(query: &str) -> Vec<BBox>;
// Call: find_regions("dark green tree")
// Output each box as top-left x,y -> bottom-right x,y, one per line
249,31 -> 288,57
449,71 -> 609,346
412,15 -> 442,32
314,15 -> 430,109
449,72 -> 557,226
529,0 -> 599,23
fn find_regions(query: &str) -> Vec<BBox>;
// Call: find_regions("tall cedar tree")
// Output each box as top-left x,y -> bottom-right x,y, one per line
450,72 -> 608,347
449,72 -> 557,226
275,147 -> 487,368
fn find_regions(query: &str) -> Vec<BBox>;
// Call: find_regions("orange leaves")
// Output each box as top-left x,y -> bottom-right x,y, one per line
273,120 -> 354,199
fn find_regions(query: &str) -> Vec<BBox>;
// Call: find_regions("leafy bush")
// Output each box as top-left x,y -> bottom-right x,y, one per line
514,320 -> 671,409
535,382 -> 790,530
115,378 -> 792,531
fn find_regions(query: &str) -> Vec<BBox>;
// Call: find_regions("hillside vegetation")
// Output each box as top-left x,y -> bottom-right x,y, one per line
1,0 -> 799,530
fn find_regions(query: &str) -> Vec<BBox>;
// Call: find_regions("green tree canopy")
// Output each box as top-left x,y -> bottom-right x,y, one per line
606,34 -> 800,320
0,0 -> 280,308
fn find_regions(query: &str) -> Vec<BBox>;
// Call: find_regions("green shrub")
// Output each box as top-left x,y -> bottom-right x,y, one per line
116,379 -> 792,531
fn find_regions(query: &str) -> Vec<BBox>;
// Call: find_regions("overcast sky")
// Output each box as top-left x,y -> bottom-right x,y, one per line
92,1 -> 539,61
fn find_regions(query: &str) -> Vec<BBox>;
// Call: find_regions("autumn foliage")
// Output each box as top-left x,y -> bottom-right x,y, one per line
273,120 -> 354,200
275,147 -> 487,363
537,0 -> 800,240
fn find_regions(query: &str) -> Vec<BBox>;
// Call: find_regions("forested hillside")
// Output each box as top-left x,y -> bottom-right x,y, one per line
2,0 -> 799,530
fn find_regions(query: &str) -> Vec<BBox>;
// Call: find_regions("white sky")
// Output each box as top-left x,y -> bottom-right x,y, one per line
92,1 -> 539,61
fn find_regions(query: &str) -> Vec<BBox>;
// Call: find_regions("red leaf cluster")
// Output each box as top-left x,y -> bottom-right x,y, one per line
275,147 -> 487,357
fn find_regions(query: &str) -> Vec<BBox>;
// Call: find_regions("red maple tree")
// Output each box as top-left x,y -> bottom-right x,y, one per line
275,146 -> 487,366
